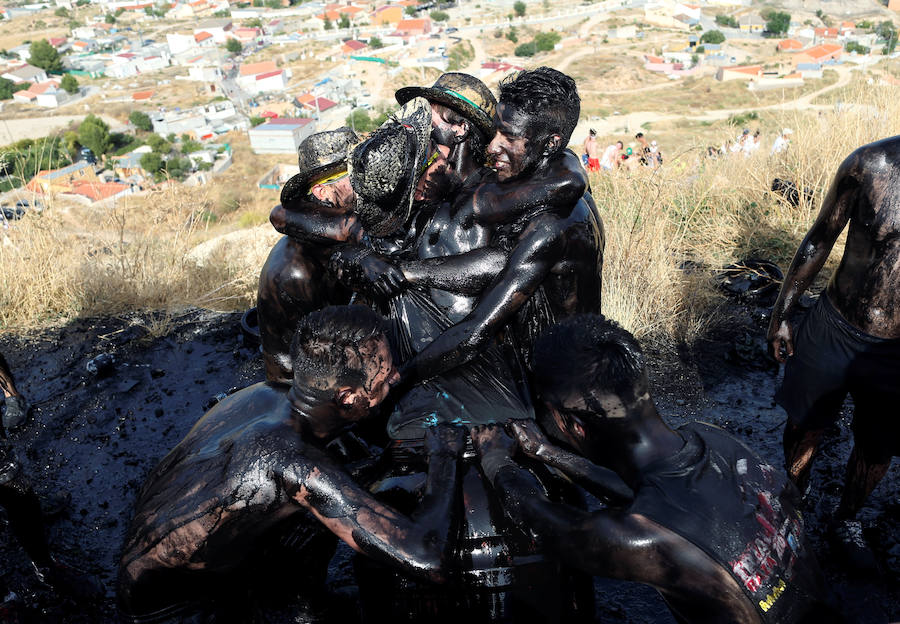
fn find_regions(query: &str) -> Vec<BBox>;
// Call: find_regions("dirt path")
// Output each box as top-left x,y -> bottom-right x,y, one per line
573,64 -> 857,142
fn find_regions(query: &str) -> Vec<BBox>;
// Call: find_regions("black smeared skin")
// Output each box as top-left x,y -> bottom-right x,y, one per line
117,383 -> 465,617
401,149 -> 604,383
259,198 -> 360,384
768,134 -> 900,358
469,399 -> 787,624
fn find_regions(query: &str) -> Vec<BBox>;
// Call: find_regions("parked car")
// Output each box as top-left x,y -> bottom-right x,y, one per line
80,147 -> 97,165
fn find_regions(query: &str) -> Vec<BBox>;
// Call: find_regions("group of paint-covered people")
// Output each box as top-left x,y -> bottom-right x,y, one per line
2,66 -> 898,623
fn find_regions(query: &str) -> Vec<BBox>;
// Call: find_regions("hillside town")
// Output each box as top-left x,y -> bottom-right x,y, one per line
0,0 -> 898,210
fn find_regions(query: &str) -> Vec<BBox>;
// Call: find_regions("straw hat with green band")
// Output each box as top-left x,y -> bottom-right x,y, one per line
280,127 -> 360,210
395,72 -> 497,141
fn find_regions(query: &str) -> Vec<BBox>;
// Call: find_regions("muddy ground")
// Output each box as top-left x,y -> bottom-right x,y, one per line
0,298 -> 898,623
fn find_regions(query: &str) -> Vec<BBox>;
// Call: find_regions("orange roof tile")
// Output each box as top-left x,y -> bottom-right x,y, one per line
239,60 -> 276,76
68,181 -> 131,202
801,43 -> 842,59
194,31 -> 213,41
132,90 -> 154,100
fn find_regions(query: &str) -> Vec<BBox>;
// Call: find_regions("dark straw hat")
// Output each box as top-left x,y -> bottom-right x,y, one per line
280,127 -> 359,209
349,97 -> 431,237
395,72 -> 497,141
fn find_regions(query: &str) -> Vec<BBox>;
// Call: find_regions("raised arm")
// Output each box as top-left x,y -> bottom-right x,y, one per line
767,153 -> 858,362
289,425 -> 465,583
402,214 -> 566,383
509,420 -> 633,506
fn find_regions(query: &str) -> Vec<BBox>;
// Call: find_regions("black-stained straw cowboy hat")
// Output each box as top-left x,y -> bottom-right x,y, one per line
395,72 -> 497,141
280,127 -> 359,209
349,97 -> 431,237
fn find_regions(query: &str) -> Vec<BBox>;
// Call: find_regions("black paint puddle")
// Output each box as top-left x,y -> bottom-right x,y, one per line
0,305 -> 897,622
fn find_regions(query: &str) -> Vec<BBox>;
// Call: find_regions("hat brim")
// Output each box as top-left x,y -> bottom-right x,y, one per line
280,160 -> 347,209
396,86 -> 495,142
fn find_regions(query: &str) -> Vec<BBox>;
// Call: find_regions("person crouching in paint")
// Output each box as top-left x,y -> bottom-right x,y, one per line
472,315 -> 841,624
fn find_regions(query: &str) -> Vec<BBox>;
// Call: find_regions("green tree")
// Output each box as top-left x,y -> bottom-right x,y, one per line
164,156 -> 191,180
430,10 -> 449,21
533,31 -> 561,51
845,41 -> 870,54
250,115 -> 266,126
506,27 -> 518,43
346,108 -> 379,133
28,39 -> 63,73
78,114 -> 111,157
146,133 -> 170,153
165,133 -> 176,143
324,18 -> 332,30
105,13 -> 116,23
339,13 -> 350,29
764,11 -> 790,35
60,73 -> 79,94
700,30 -> 725,44
63,131 -> 80,158
515,41 -> 536,56
225,38 -> 242,54
54,7 -> 70,17
140,151 -> 164,177
513,1 -> 526,17
265,0 -> 280,7
405,6 -> 417,16
369,36 -> 383,48
714,14 -> 738,28
0,77 -> 29,100
243,17 -> 262,27
129,110 -> 153,131
875,20 -> 896,41
181,139 -> 202,154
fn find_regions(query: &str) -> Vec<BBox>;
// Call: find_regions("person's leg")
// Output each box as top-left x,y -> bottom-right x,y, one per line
783,424 -> 828,493
776,297 -> 852,492
834,444 -> 891,521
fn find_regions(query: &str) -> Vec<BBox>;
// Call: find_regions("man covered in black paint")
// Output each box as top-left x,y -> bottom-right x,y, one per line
395,67 -> 604,387
472,315 -> 838,624
767,135 -> 900,564
117,305 -> 465,623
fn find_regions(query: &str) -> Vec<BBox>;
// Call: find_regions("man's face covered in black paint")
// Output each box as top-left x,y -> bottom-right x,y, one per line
487,102 -> 545,183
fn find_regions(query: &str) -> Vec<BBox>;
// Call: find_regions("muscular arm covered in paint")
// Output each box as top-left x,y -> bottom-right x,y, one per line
270,202 -> 361,245
509,420 -> 633,506
290,425 -> 465,582
469,149 -> 587,225
471,425 -> 649,580
402,213 -> 566,383
766,154 -> 856,363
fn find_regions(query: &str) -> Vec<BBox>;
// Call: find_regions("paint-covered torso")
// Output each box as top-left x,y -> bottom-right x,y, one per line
118,383 -> 332,611
827,135 -> 900,338
629,422 -> 827,624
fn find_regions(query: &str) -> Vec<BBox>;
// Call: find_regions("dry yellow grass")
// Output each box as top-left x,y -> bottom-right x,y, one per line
592,79 -> 900,341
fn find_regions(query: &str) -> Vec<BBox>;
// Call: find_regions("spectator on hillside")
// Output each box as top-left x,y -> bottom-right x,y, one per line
583,129 -> 602,172
599,140 -> 622,171
772,128 -> 793,155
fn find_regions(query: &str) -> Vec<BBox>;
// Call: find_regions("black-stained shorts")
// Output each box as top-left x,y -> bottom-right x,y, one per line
777,295 -> 900,459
